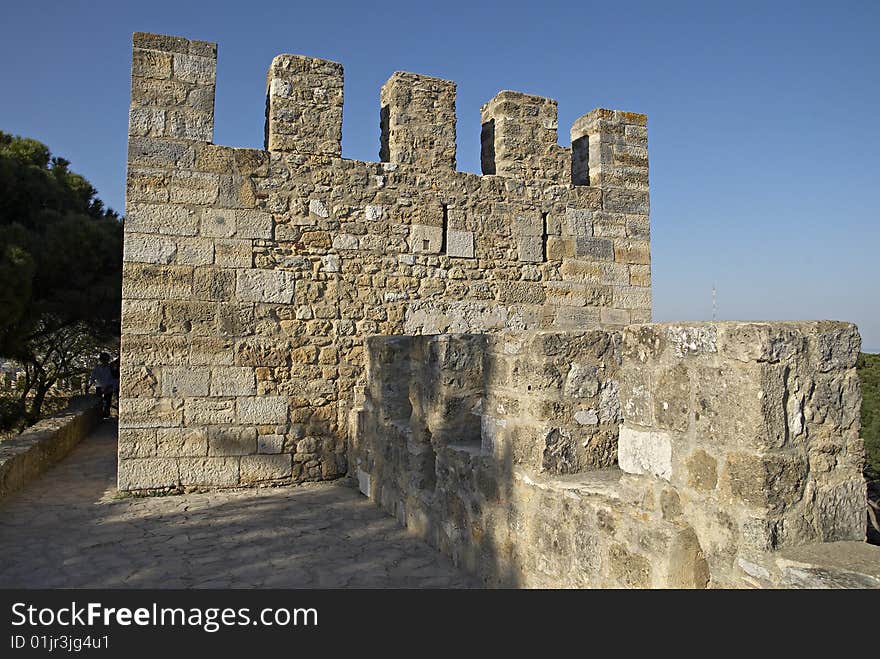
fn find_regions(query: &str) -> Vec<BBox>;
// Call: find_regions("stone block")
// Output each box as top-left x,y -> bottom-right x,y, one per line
257,434 -> 285,454
184,398 -> 235,425
517,236 -> 544,263
122,263 -> 194,300
118,428 -> 157,459
409,224 -> 443,254
446,229 -> 474,258
125,203 -> 199,237
169,171 -> 219,205
237,396 -> 289,424
235,210 -> 274,239
200,208 -> 236,238
236,269 -> 296,304
118,458 -> 179,490
178,457 -> 240,487
161,367 -> 210,397
618,424 -> 672,480
208,426 -> 257,456
156,427 -> 208,457
118,398 -> 183,428
575,237 -> 613,260
332,234 -> 359,250
214,239 -> 252,268
240,454 -> 292,482
210,367 -> 256,396
172,53 -> 215,84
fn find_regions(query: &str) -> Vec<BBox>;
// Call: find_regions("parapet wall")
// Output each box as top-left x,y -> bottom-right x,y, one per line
120,33 -> 652,491
0,397 -> 101,500
353,322 -> 874,588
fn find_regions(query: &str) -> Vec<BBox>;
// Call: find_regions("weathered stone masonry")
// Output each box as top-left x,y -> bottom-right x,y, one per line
121,32 -> 651,491
121,33 -> 879,587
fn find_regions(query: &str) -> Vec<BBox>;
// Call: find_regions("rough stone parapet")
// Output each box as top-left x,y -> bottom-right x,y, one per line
0,397 -> 101,499
352,322 -> 874,588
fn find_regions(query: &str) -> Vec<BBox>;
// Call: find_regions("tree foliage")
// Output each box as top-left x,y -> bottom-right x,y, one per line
0,131 -> 122,427
858,352 -> 880,479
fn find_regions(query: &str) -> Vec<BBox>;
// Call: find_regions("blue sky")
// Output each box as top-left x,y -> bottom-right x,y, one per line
2,0 -> 878,350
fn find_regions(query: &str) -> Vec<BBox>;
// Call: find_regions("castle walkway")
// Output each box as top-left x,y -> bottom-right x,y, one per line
0,420 -> 476,588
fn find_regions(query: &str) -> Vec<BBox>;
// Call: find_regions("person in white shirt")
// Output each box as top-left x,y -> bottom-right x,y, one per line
88,352 -> 117,418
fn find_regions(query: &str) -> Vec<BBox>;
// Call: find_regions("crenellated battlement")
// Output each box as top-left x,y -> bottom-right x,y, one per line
129,32 -> 648,189
121,32 -> 653,492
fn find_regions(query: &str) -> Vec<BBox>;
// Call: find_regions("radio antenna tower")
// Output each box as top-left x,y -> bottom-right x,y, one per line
712,281 -> 717,321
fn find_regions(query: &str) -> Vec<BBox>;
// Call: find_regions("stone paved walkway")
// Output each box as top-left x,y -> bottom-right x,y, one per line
0,420 -> 477,588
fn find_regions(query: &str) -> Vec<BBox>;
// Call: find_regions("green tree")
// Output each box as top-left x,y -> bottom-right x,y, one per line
0,131 -> 122,427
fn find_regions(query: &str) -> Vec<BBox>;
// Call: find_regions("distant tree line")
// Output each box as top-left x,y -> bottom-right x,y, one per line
0,131 -> 122,428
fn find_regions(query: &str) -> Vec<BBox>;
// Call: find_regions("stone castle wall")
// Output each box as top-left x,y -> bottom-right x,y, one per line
353,322 -> 869,588
120,32 -> 652,490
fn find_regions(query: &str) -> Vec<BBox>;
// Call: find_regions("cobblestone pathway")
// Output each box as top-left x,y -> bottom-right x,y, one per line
0,420 -> 477,588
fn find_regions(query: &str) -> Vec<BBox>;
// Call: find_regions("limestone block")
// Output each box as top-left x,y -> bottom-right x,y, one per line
210,367 -> 256,396
235,269 -> 296,304
575,409 -> 599,425
200,208 -> 236,238
118,428 -> 157,459
122,262 -> 194,300
156,427 -> 208,457
127,167 -> 170,204
132,49 -> 173,79
189,337 -> 235,366
517,236 -> 543,263
720,451 -> 808,513
447,229 -> 474,258
184,398 -> 235,425
575,237 -> 613,260
166,110 -> 213,141
178,457 -> 240,487
555,305 -> 601,327
601,307 -> 631,325
208,426 -> 257,456
235,210 -> 273,239
240,454 -> 292,482
125,203 -> 199,237
119,398 -> 183,429
514,215 -> 543,236
546,237 -> 574,260
128,108 -> 166,138
161,367 -> 210,397
322,254 -> 341,272
564,363 -> 600,398
309,199 -> 329,218
172,53 -> 216,84
118,458 -> 179,490
603,188 -> 649,214
214,239 -> 252,268
169,171 -> 219,205
332,234 -> 359,250
409,224 -> 444,254
257,434 -> 285,453
121,299 -> 162,334
614,239 -> 650,265
563,208 -> 593,237
121,335 -> 189,367
618,424 -> 672,480
128,137 -> 194,169
237,396 -> 289,424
